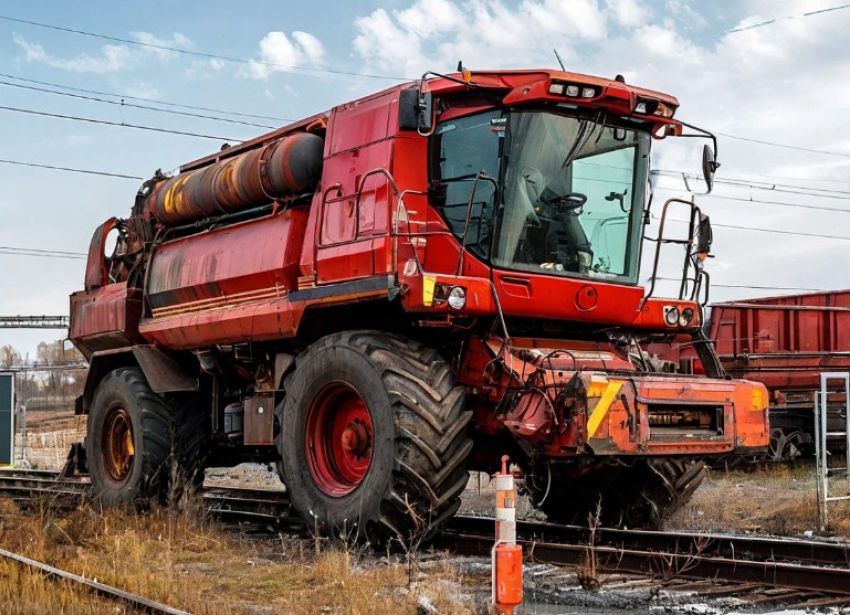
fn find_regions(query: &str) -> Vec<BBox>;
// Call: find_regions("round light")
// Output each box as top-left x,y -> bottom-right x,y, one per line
664,306 -> 680,327
679,307 -> 695,327
447,286 -> 466,310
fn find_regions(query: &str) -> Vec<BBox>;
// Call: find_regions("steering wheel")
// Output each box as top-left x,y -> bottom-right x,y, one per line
545,192 -> 587,211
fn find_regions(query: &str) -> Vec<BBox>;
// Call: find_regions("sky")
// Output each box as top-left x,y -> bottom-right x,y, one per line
1,0 -> 849,358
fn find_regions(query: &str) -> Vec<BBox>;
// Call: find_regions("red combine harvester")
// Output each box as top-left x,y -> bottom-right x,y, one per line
69,69 -> 768,541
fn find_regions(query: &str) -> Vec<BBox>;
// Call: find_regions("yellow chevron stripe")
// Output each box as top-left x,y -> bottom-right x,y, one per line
587,380 -> 624,438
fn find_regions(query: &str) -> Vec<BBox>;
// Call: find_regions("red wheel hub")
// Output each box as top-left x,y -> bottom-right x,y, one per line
305,383 -> 374,497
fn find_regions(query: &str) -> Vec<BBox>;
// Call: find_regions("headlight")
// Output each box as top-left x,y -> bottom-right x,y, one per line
664,306 -> 680,327
447,286 -> 466,309
679,307 -> 695,327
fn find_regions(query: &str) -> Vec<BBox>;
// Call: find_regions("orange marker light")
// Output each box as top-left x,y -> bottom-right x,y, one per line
492,455 -> 522,614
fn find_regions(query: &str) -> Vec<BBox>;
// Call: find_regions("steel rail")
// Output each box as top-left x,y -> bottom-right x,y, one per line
441,517 -> 850,596
0,547 -> 193,614
447,515 -> 850,567
5,472 -> 850,595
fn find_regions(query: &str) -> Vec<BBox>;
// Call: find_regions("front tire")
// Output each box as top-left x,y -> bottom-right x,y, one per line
277,331 -> 472,545
533,459 -> 706,529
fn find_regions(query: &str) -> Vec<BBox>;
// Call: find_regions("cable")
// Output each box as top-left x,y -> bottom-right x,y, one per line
0,14 -> 409,82
726,3 -> 850,34
0,104 -> 240,141
0,79 -> 279,129
716,131 -> 850,159
0,158 -> 142,180
0,246 -> 86,259
653,169 -> 850,198
655,214 -> 850,242
0,71 -> 289,122
646,276 -> 826,292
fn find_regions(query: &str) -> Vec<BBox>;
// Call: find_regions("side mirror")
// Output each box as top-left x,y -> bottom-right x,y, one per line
398,88 -> 433,133
702,144 -> 720,193
417,91 -> 433,133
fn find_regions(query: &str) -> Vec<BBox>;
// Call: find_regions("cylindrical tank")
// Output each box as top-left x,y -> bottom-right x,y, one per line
148,131 -> 324,225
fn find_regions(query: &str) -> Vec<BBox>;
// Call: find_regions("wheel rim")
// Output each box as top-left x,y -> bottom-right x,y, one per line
103,407 -> 135,483
305,382 -> 373,497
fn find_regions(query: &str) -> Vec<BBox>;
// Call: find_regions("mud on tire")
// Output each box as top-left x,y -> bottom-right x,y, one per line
277,331 -> 472,545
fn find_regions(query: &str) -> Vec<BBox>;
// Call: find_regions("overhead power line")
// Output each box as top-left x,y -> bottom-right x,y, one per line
0,79 -> 278,129
0,104 -> 240,141
726,3 -> 850,34
0,14 -> 408,82
717,131 -> 850,158
656,215 -> 850,242
0,71 -> 290,122
647,276 -> 826,292
653,169 -> 850,199
0,245 -> 86,259
0,158 -> 142,180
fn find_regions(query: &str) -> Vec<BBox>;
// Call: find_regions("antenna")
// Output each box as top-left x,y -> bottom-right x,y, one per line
553,49 -> 566,71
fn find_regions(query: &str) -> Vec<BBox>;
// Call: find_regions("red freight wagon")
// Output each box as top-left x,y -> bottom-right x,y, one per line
707,291 -> 850,459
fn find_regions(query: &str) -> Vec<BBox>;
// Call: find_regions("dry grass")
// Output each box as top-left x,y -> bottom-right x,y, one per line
668,462 -> 850,537
0,497 -> 479,615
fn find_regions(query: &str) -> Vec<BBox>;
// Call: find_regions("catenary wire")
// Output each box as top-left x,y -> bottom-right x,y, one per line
0,71 -> 290,122
716,131 -> 850,158
0,14 -> 409,82
0,79 -> 278,129
0,158 -> 142,180
0,104 -> 241,141
654,214 -> 850,241
645,276 -> 827,292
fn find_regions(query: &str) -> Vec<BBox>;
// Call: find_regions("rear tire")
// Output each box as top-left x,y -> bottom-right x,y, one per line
277,331 -> 472,545
87,368 -> 209,506
87,367 -> 172,506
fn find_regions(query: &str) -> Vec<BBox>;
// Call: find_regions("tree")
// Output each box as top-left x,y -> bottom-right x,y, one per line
0,344 -> 20,369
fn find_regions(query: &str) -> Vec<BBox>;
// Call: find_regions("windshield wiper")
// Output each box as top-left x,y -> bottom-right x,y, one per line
561,110 -> 604,169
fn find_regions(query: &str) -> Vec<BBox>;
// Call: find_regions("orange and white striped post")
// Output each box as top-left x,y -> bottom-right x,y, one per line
492,455 -> 522,614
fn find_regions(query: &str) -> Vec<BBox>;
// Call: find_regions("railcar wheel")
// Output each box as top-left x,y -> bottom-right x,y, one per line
768,427 -> 804,462
277,331 -> 472,545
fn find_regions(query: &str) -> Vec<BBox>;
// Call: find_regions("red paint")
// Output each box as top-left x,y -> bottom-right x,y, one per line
304,383 -> 373,497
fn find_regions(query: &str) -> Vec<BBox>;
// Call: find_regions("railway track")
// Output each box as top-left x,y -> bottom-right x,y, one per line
2,469 -> 850,609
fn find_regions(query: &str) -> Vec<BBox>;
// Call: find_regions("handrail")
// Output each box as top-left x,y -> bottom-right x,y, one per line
641,197 -> 703,309
456,171 -> 498,276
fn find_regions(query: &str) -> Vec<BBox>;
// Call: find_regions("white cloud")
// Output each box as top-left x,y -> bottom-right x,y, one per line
243,30 -> 326,80
130,31 -> 192,60
353,0 -> 614,77
12,30 -> 192,74
13,33 -> 133,73
349,0 -> 850,294
606,0 -> 650,27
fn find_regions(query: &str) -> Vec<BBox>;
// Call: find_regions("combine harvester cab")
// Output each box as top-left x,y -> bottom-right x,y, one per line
69,68 -> 768,542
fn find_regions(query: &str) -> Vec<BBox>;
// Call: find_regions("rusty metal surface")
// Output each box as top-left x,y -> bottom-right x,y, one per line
84,217 -> 117,290
0,546 -> 193,615
244,394 -> 275,445
441,516 -> 850,596
148,132 -> 323,225
131,345 -> 198,393
69,283 -> 142,360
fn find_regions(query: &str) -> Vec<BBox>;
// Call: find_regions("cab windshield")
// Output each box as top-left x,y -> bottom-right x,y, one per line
431,109 -> 649,284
